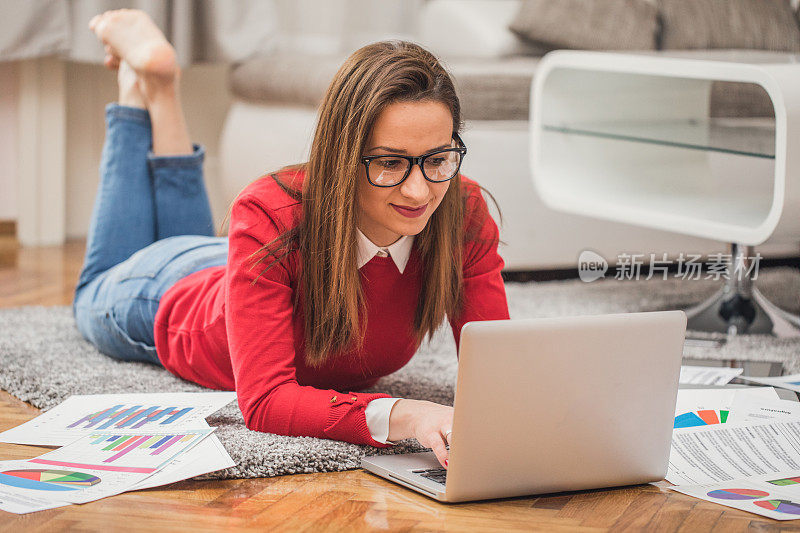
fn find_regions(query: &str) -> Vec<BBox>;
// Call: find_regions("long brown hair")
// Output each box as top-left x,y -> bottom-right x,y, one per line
244,41 -> 496,367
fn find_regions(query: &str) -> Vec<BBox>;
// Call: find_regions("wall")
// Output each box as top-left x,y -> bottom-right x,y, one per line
64,61 -> 231,239
274,0 -> 422,54
0,63 -> 18,220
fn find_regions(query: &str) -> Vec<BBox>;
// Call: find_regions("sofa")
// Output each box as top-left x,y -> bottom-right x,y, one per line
219,0 -> 800,270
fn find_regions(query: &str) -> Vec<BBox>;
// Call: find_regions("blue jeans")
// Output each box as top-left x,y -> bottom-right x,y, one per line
73,104 -> 228,365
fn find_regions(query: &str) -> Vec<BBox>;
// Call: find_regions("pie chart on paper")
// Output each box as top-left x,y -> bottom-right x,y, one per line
0,469 -> 101,491
754,499 -> 800,515
706,488 -> 769,500
768,476 -> 800,486
674,409 -> 729,428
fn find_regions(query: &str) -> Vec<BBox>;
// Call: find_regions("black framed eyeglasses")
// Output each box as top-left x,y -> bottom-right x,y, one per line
360,133 -> 467,187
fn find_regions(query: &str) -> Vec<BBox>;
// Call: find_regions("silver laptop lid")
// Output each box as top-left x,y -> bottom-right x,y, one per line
444,311 -> 686,502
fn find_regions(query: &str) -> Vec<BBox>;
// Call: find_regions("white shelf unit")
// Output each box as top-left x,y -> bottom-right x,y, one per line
530,51 -> 800,246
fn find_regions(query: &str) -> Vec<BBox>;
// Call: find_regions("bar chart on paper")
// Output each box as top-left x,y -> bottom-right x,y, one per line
68,405 -> 195,430
0,392 -> 235,446
27,429 -> 214,474
87,433 -> 200,462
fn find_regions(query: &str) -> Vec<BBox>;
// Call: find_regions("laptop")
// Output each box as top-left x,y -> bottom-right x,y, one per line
361,310 -> 687,502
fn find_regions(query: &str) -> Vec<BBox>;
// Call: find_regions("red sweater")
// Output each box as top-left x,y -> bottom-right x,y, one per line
153,170 -> 509,447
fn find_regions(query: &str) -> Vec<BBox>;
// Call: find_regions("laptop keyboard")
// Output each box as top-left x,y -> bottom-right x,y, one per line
412,468 -> 447,485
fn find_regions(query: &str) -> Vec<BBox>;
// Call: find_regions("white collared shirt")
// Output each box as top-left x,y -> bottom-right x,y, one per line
357,228 -> 410,444
356,228 -> 414,274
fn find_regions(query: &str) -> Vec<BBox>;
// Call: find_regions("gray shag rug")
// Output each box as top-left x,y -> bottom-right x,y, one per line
1,268 -> 799,480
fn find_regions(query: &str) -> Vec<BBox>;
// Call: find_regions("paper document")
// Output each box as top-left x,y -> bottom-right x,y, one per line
17,428 -> 214,504
0,430 -> 231,513
672,472 -> 800,521
0,458 -> 155,509
673,387 -> 779,429
679,366 -> 743,386
739,374 -> 800,393
30,428 -> 214,474
0,393 -> 237,514
727,396 -> 800,424
130,434 -> 234,491
0,473 -> 73,515
0,392 -> 236,446
667,420 -> 800,486
667,392 -> 800,521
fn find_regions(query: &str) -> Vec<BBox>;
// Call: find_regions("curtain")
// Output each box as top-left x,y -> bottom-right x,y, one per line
0,0 -> 278,64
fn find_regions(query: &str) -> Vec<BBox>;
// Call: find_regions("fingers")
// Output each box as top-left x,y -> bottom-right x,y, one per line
409,401 -> 454,469
428,433 -> 449,469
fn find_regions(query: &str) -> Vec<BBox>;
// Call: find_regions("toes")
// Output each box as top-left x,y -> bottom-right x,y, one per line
91,9 -> 122,37
102,45 -> 120,68
87,8 -> 176,82
90,13 -> 110,39
103,55 -> 120,70
89,9 -> 118,32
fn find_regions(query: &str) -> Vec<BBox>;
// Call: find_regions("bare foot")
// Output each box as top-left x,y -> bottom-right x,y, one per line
118,61 -> 146,109
89,9 -> 192,155
98,42 -> 145,109
89,9 -> 179,100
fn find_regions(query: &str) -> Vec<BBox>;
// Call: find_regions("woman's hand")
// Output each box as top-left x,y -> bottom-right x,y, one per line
388,399 -> 454,468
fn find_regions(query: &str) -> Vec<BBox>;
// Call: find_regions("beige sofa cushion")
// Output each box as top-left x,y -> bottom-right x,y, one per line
229,53 -> 540,122
659,0 -> 800,52
445,57 -> 539,121
509,0 -> 658,51
229,53 -> 344,109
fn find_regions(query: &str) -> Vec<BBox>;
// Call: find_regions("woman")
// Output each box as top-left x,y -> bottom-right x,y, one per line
74,9 -> 509,468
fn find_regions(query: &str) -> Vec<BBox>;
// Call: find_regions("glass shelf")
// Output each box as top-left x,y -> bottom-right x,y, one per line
542,118 -> 776,159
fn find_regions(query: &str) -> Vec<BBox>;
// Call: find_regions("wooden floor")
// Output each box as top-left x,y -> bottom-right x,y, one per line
0,237 -> 798,532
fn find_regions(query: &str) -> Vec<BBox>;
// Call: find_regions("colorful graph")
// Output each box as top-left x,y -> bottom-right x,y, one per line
0,469 -> 100,492
754,499 -> 800,515
89,432 -> 199,463
768,476 -> 800,486
674,409 -> 729,428
67,404 -> 194,430
706,488 -> 769,500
